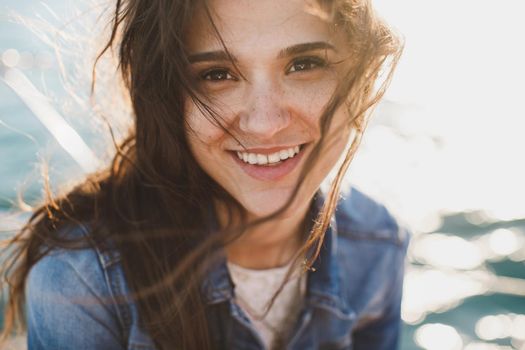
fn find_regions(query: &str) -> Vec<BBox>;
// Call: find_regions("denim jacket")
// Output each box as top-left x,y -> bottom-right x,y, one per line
26,187 -> 410,350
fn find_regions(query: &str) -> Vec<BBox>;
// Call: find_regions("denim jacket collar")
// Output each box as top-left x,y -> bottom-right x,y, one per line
201,194 -> 352,319
201,253 -> 234,304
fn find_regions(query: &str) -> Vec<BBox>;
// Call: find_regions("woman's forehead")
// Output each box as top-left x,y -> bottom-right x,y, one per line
185,0 -> 339,55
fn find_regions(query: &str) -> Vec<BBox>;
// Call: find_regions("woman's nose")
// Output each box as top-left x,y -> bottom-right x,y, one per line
237,79 -> 291,139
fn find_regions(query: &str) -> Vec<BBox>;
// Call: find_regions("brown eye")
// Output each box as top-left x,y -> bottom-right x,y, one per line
287,57 -> 327,73
201,69 -> 236,81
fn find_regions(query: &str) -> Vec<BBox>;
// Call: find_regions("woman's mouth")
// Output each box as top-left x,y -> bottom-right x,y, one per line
235,145 -> 301,166
229,144 -> 307,181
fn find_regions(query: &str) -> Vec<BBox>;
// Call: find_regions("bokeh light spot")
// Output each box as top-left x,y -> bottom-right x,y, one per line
412,234 -> 483,270
489,229 -> 520,256
1,48 -> 21,68
415,323 -> 463,350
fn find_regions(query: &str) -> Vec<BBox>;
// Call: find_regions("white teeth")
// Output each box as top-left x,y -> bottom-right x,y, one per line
279,149 -> 289,160
268,152 -> 281,163
235,145 -> 302,165
257,154 -> 268,165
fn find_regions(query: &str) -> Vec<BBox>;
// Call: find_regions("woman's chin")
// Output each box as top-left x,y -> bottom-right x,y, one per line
245,205 -> 295,220
239,191 -> 309,221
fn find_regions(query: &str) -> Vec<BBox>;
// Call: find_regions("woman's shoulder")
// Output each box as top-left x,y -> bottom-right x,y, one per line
27,223 -> 123,298
333,186 -> 410,248
25,223 -> 145,349
330,187 -> 410,334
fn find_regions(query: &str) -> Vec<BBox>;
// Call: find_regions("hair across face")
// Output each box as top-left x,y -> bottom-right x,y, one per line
185,0 -> 354,219
0,1 -> 401,349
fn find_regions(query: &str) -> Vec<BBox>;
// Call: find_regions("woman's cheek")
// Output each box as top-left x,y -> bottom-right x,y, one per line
198,87 -> 245,124
185,100 -> 229,146
284,76 -> 338,124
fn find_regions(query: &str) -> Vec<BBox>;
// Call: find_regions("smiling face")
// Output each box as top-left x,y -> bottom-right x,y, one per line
185,0 -> 353,219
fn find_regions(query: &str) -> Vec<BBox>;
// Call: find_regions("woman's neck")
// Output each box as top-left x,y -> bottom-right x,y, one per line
220,202 -> 311,270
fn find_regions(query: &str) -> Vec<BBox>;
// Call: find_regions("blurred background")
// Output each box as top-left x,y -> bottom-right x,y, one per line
1,0 -> 524,349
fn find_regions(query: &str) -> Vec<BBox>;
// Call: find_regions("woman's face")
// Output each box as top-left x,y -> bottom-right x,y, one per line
185,0 -> 352,219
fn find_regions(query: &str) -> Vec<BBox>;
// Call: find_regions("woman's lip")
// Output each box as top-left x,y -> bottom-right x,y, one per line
229,144 -> 307,181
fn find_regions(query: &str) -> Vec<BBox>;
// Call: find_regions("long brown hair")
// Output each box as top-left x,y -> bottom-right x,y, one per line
0,0 -> 402,349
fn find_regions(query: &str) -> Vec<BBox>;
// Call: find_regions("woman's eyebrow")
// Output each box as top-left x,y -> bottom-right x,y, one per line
188,50 -> 234,63
188,41 -> 337,64
277,41 -> 337,58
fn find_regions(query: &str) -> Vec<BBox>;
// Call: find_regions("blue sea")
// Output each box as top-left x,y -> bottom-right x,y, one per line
1,1 -> 524,349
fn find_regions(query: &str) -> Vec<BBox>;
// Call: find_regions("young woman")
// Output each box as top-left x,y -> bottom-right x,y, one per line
1,0 -> 408,349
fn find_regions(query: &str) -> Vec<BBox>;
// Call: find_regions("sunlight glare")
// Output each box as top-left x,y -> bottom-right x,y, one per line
1,48 -> 21,68
2,67 -> 101,173
475,313 -> 525,344
412,234 -> 483,270
475,315 -> 512,341
402,267 -> 488,324
488,229 -> 522,257
364,0 -> 525,226
414,323 -> 463,350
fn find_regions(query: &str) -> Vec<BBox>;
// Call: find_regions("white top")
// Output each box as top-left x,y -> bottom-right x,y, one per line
227,260 -> 306,350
